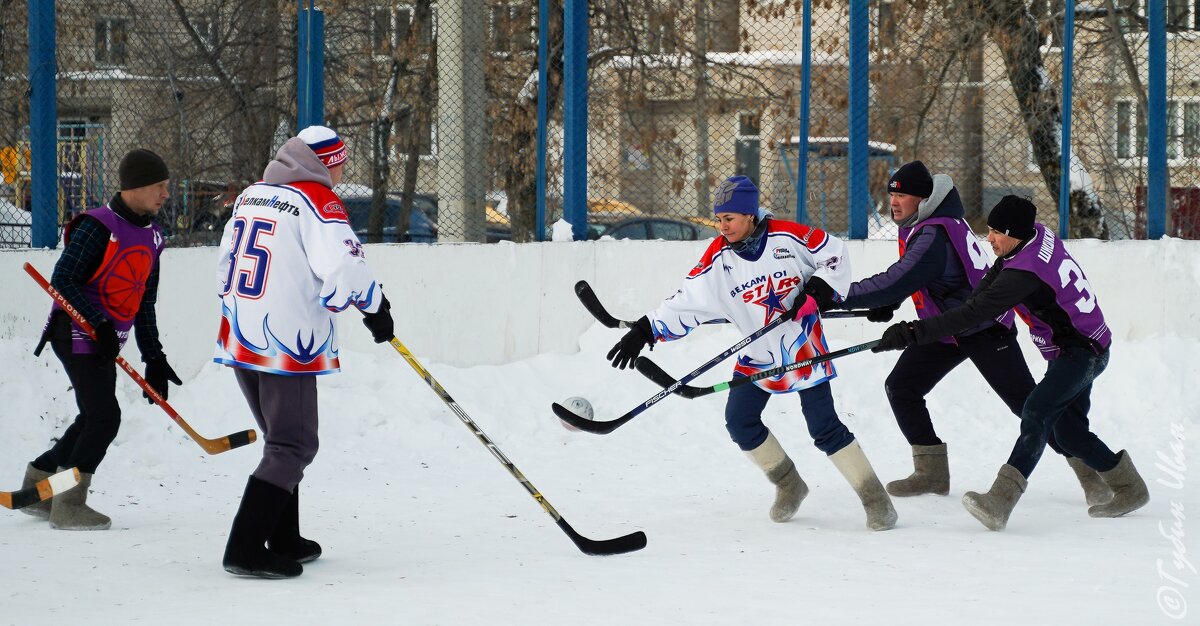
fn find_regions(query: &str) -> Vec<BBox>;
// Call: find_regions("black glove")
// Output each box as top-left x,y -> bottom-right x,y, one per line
872,321 -> 918,353
866,304 -> 898,323
606,316 -> 654,370
362,295 -> 394,343
93,319 -> 120,361
143,356 -> 182,403
803,277 -> 838,313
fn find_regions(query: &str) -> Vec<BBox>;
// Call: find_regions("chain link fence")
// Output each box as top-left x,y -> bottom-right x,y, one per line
0,1 -> 1192,248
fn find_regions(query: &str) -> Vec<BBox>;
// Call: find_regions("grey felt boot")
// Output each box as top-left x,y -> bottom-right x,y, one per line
1088,450 -> 1150,518
19,463 -> 54,519
1065,457 -> 1113,507
746,433 -> 809,523
49,469 -> 111,531
962,464 -> 1027,531
830,440 -> 897,531
886,444 -> 950,497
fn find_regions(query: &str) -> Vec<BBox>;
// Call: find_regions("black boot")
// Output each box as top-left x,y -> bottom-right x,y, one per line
223,476 -> 303,579
268,485 -> 322,564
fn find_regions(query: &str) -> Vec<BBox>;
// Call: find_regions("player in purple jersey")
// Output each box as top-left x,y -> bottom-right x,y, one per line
18,149 -> 177,531
830,162 -> 1108,504
872,196 -> 1149,530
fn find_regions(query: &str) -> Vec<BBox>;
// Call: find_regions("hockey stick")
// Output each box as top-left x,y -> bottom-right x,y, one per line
384,335 -> 646,556
634,339 -> 882,399
24,263 -> 257,456
574,280 -> 871,328
552,309 -> 798,435
0,468 -> 80,510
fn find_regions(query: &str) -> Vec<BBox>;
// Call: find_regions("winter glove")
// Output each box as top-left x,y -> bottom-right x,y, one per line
866,304 -> 899,323
606,316 -> 654,370
93,319 -> 120,361
143,356 -> 182,403
803,277 -> 838,313
872,321 -> 918,353
787,294 -> 820,321
362,295 -> 395,344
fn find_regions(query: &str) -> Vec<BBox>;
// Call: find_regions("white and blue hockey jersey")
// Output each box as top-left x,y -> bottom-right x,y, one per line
214,139 -> 383,375
648,219 -> 851,393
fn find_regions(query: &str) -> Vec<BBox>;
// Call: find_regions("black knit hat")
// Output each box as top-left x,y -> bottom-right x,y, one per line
119,149 -> 169,190
987,195 -> 1037,240
888,160 -> 933,198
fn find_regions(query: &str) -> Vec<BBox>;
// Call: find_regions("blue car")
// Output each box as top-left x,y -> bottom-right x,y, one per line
342,195 -> 438,243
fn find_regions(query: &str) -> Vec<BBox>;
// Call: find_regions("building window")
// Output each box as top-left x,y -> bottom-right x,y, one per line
876,1 -> 896,50
1117,98 -> 1198,161
395,109 -> 435,157
1168,0 -> 1190,30
490,4 -> 534,53
644,12 -> 676,54
735,112 -> 760,186
95,18 -> 128,66
372,5 -> 435,55
190,15 -> 215,48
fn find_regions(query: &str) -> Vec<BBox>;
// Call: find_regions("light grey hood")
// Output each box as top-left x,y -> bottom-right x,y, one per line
262,137 -> 333,187
898,173 -> 954,228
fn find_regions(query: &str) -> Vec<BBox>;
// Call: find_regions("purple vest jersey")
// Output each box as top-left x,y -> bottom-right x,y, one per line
899,217 -> 1014,343
50,205 -> 164,354
1003,224 -> 1111,360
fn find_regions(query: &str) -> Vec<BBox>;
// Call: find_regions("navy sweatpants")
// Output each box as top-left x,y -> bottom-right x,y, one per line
725,380 -> 852,455
233,368 -> 320,492
1006,347 -> 1119,478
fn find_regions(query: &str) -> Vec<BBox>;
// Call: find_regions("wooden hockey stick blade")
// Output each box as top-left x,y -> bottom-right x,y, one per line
557,519 -> 647,556
24,263 -> 258,455
0,468 -> 80,510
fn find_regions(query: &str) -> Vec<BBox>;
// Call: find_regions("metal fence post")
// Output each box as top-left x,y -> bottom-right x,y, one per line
536,0 -> 549,241
796,0 -> 812,225
297,1 -> 325,129
563,0 -> 588,241
1147,0 -> 1167,239
847,0 -> 868,239
1058,0 -> 1075,239
28,0 -> 58,249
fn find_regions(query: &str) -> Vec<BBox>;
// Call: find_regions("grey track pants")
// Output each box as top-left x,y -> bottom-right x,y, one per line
233,367 -> 319,492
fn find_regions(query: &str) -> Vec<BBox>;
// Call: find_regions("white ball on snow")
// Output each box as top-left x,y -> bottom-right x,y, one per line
559,396 -> 594,432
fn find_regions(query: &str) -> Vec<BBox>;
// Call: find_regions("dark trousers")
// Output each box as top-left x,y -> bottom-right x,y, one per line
725,381 -> 853,455
884,326 -> 1066,455
32,335 -> 121,475
1007,347 -> 1119,477
234,367 -> 319,492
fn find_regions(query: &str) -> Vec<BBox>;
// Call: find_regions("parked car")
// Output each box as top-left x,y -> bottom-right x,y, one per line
342,194 -> 438,243
170,180 -> 238,233
593,217 -> 718,241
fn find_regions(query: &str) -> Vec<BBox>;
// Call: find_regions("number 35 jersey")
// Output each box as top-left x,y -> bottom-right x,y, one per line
214,180 -> 382,375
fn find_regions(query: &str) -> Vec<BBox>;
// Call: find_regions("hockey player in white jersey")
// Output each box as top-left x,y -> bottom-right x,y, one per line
607,176 -> 896,530
215,126 -> 394,578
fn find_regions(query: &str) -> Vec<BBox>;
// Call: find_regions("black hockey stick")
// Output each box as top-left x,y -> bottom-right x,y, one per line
575,279 -> 871,328
0,468 -> 80,510
384,336 -> 646,556
634,339 -> 882,399
552,310 -> 797,435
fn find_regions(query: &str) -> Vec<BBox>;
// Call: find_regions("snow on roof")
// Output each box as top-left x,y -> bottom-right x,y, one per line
608,50 -> 848,70
784,136 -> 898,155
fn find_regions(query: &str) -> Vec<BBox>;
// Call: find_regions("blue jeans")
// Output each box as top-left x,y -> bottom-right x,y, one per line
1006,347 -> 1119,477
725,381 -> 853,455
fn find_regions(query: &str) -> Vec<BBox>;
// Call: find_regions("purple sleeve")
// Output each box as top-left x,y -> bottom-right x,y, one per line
841,228 -> 946,310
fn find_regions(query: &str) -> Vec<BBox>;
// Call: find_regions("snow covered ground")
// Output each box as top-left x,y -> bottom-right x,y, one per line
2,314 -> 1196,624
